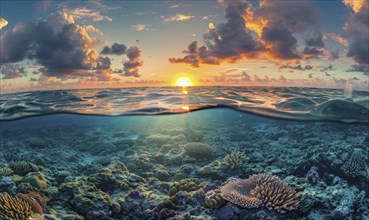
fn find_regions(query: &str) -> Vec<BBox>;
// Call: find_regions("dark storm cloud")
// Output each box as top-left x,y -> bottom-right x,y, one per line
345,1 -> 369,65
320,64 -> 334,72
0,64 -> 27,79
100,43 -> 127,55
122,46 -> 143,77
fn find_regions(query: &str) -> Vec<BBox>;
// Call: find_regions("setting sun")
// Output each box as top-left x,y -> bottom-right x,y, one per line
175,77 -> 192,87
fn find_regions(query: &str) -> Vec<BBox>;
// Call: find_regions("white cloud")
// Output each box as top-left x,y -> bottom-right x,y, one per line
131,24 -> 149,31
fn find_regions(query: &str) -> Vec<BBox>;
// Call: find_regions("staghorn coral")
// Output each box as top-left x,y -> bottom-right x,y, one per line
0,167 -> 13,177
220,173 -> 299,213
251,181 -> 299,213
17,191 -> 46,215
0,193 -> 33,220
205,189 -> 225,208
248,173 -> 280,186
220,179 -> 262,208
341,148 -> 366,177
184,142 -> 214,159
9,162 -> 39,176
224,151 -> 248,169
169,178 -> 202,196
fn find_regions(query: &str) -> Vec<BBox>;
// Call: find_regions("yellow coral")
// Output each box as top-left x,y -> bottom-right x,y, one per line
0,167 -> 13,177
0,193 -> 33,220
205,189 -> 225,208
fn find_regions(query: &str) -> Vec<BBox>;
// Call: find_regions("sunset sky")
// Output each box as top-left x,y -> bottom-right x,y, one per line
0,0 -> 368,93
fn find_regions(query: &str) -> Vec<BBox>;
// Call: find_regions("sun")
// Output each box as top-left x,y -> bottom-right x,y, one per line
175,77 -> 192,87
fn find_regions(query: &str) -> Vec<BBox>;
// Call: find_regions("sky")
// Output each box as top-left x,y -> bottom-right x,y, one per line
0,0 -> 368,93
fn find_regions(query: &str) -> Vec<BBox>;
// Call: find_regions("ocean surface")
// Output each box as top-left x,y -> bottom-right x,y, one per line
0,86 -> 368,220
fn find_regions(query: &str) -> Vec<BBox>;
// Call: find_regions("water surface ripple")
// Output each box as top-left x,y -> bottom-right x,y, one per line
1,87 -> 368,123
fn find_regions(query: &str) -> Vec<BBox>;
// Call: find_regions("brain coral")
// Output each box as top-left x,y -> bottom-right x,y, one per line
0,193 -> 33,220
220,173 -> 299,213
184,142 -> 214,159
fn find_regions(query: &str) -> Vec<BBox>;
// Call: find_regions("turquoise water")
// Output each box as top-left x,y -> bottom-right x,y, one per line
0,87 -> 369,219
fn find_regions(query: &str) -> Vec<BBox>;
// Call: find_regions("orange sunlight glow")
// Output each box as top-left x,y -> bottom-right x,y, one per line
175,77 -> 192,87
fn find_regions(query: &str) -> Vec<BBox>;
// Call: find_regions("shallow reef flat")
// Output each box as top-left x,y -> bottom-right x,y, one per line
0,109 -> 368,220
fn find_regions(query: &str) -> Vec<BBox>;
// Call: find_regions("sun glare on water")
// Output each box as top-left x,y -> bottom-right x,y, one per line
175,77 -> 192,87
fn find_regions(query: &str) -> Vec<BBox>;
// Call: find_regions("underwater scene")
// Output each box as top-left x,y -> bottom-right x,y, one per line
1,0 -> 369,219
0,87 -> 369,220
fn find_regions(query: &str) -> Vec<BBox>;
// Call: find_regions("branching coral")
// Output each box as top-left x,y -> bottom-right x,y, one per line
0,193 -> 33,220
220,173 -> 299,213
224,151 -> 248,169
0,167 -> 13,177
251,181 -> 299,213
341,148 -> 366,177
205,189 -> 225,208
9,162 -> 39,175
184,142 -> 214,159
17,191 -> 46,215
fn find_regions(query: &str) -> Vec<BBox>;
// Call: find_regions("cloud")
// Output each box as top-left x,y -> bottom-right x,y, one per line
171,0 -> 321,67
343,0 -> 366,13
0,64 -> 27,79
170,0 -> 264,67
303,47 -> 324,59
344,0 -> 369,65
241,71 -> 251,81
279,63 -> 313,71
122,46 -> 143,77
320,64 -> 334,72
323,33 -> 349,46
101,43 -> 127,55
0,12 -> 143,79
208,23 -> 215,30
0,18 -> 8,30
305,33 -> 324,48
346,64 -> 369,75
62,7 -> 113,22
163,13 -> 195,22
131,24 -> 149,31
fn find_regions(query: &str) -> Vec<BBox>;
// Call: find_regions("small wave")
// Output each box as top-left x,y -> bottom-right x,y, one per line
0,87 -> 368,123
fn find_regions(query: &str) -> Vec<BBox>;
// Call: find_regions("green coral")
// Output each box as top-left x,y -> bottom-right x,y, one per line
0,167 -> 13,177
9,162 -> 39,176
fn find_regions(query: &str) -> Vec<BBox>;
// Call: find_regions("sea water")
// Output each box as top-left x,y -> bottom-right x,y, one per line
0,87 -> 368,219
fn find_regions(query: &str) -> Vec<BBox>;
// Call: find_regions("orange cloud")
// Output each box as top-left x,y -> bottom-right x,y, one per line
342,0 -> 366,13
163,13 -> 195,22
0,18 -> 8,30
323,33 -> 349,46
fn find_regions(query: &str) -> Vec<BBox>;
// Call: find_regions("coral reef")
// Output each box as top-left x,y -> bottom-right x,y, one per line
205,189 -> 225,208
9,162 -> 39,176
224,151 -> 247,169
0,193 -> 33,220
341,148 -> 367,177
0,167 -> 13,177
169,178 -> 202,196
251,180 -> 299,213
184,142 -> 214,159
